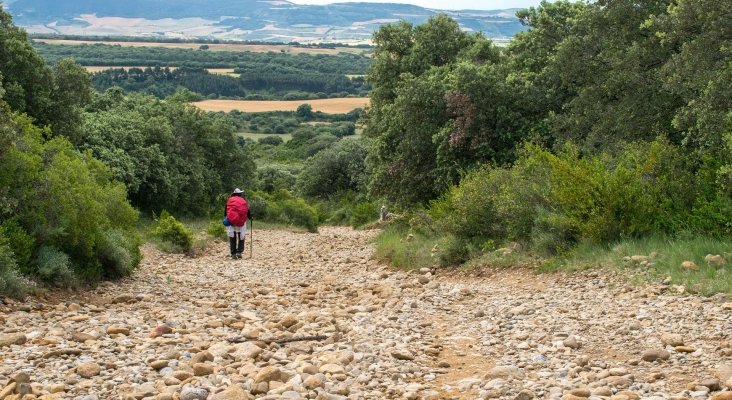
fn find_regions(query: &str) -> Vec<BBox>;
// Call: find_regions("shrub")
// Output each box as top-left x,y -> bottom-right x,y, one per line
256,165 -> 297,193
436,234 -> 471,267
148,211 -> 193,252
258,136 -> 284,145
35,246 -> 76,287
96,229 -> 141,278
0,238 -> 25,298
350,201 -> 378,228
269,197 -> 319,232
207,220 -> 227,237
0,219 -> 34,274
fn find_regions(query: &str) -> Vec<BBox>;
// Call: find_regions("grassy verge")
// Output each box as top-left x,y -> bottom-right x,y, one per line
372,227 -> 438,270
558,236 -> 732,295
374,225 -> 732,295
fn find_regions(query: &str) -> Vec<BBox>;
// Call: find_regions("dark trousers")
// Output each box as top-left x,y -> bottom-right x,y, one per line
229,235 -> 245,256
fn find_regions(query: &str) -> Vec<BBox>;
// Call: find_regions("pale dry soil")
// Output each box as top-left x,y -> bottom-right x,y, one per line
1,227 -> 732,400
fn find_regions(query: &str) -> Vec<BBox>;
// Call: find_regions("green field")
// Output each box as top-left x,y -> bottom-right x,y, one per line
236,132 -> 293,142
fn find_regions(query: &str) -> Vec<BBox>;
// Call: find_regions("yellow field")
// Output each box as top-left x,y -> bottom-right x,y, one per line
193,98 -> 369,114
83,66 -> 238,76
36,39 -> 361,55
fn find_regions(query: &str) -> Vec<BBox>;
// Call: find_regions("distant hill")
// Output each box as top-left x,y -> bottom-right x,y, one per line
5,0 -> 525,44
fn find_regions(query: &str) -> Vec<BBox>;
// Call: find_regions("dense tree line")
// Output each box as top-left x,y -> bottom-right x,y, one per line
33,42 -> 372,73
0,9 -> 256,295
90,66 -> 369,99
367,2 -> 732,255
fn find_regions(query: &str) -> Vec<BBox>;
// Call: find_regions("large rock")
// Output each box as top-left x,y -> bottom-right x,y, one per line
76,363 -> 101,378
106,325 -> 130,335
681,261 -> 699,271
705,254 -> 727,268
149,325 -> 173,338
180,387 -> 208,400
254,366 -> 286,384
391,349 -> 415,361
210,385 -> 253,400
661,333 -> 684,347
192,363 -> 214,376
0,333 -> 26,347
641,349 -> 670,362
711,393 -> 732,400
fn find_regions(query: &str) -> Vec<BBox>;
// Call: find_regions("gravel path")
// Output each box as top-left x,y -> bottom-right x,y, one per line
1,226 -> 732,400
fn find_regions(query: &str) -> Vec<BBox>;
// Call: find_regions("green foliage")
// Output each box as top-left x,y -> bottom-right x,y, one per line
79,91 -> 256,215
207,220 -> 227,237
256,165 -> 297,193
97,229 -> 141,278
258,136 -> 283,146
148,211 -> 194,252
0,236 -> 26,298
0,218 -> 34,274
0,110 -> 141,285
247,190 -> 319,232
298,138 -> 369,198
35,246 -> 76,287
373,226 -> 437,270
350,201 -> 378,228
435,140 -> 729,256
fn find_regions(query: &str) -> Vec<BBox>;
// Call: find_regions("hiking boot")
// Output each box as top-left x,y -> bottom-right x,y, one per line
236,253 -> 243,259
230,254 -> 237,259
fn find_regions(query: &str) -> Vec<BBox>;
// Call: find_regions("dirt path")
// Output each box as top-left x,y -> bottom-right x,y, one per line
1,227 -> 731,400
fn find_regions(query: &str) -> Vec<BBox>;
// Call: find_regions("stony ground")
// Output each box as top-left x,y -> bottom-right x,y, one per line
1,227 -> 732,400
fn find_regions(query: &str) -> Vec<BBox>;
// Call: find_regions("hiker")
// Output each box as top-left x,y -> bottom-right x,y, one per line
225,188 -> 251,259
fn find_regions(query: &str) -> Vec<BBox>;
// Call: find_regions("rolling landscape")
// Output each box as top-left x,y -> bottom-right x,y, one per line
5,0 -> 524,44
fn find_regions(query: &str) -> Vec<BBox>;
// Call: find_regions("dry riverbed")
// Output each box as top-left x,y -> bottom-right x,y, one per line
1,227 -> 732,400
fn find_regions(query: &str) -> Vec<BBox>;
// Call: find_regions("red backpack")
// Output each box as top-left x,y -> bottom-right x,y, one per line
226,196 -> 249,226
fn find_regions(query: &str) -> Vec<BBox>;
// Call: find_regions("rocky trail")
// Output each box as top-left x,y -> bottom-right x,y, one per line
1,227 -> 732,400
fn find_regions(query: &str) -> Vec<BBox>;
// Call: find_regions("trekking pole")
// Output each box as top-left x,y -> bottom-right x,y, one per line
249,219 -> 253,259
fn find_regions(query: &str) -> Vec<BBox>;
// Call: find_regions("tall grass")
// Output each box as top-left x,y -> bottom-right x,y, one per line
562,236 -> 732,295
372,227 -> 437,270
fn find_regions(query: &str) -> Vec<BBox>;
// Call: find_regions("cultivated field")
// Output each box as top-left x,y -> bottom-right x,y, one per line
82,66 -> 237,76
35,39 -> 362,55
193,98 -> 369,113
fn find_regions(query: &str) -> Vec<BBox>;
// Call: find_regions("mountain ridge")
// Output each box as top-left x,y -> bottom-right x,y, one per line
5,0 -> 525,44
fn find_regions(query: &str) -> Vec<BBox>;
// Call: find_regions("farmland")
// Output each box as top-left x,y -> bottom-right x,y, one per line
193,98 -> 369,113
34,39 -> 363,55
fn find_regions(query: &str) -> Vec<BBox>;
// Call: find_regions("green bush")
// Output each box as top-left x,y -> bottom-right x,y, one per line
270,197 -> 319,232
231,191 -> 319,232
148,211 -> 193,252
35,246 -> 76,287
97,229 -> 141,278
434,140 -> 725,257
0,219 -> 34,274
0,238 -> 26,298
258,136 -> 284,145
207,219 -> 227,237
350,201 -> 378,228
436,234 -> 471,267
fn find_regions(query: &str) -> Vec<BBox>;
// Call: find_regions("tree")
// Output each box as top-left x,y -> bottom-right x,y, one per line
296,103 -> 314,120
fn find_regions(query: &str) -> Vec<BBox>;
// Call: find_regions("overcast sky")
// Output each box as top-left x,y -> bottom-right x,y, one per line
291,0 -> 541,10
